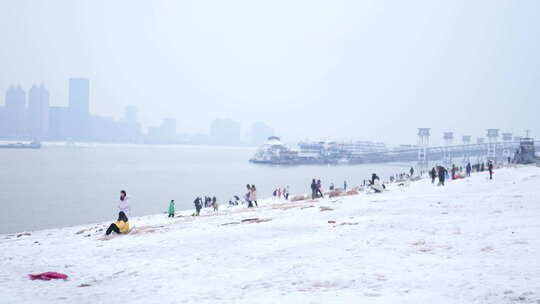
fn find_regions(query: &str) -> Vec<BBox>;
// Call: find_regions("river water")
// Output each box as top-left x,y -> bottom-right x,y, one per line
0,144 -> 414,233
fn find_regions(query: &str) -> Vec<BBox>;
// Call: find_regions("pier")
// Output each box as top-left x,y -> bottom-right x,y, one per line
250,129 -> 538,166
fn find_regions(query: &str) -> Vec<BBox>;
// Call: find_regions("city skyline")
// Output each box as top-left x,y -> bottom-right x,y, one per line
1,78 -> 531,147
0,78 -> 275,146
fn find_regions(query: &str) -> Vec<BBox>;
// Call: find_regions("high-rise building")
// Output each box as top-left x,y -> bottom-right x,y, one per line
27,84 -> 49,138
247,121 -> 274,145
69,78 -> 89,117
48,106 -> 71,139
88,114 -> 118,142
68,78 -> 90,138
4,85 -> 27,137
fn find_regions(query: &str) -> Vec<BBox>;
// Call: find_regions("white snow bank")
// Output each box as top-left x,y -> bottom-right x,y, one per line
1,166 -> 539,303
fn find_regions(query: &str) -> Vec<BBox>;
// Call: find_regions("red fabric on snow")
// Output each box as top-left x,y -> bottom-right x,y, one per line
29,272 -> 68,280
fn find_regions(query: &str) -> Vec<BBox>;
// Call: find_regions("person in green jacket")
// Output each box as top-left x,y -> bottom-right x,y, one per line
168,200 -> 175,218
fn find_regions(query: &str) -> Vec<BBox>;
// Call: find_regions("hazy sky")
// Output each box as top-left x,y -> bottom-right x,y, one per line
1,0 -> 538,145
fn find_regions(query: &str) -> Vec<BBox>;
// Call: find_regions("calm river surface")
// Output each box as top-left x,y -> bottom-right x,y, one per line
0,144 -> 413,233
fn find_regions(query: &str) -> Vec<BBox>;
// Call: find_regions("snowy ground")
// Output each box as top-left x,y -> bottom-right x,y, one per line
1,165 -> 540,304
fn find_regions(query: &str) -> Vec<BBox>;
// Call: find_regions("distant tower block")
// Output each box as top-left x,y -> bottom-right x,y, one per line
417,128 -> 430,166
443,132 -> 454,165
462,135 -> 472,162
502,132 -> 513,161
486,129 -> 499,161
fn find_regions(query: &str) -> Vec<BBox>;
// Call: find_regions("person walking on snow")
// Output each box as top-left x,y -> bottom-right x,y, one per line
118,190 -> 130,215
466,162 -> 472,177
410,167 -> 414,177
168,200 -> 175,218
250,185 -> 258,207
437,166 -> 447,186
213,198 -> 219,212
310,179 -> 317,200
316,180 -> 323,198
245,184 -> 254,208
430,168 -> 436,184
488,161 -> 494,180
194,197 -> 202,216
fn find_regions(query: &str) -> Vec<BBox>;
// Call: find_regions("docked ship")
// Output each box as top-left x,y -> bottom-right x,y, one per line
249,133 -> 540,166
297,140 -> 388,164
249,136 -> 299,165
0,140 -> 42,149
250,137 -> 390,165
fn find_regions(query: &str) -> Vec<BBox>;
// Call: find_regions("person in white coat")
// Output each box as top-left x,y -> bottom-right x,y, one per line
118,190 -> 130,215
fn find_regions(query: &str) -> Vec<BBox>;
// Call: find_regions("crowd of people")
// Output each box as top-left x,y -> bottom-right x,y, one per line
272,187 -> 290,200
189,196 -> 220,216
428,161 -> 495,186
310,179 -> 324,199
104,160 -> 499,236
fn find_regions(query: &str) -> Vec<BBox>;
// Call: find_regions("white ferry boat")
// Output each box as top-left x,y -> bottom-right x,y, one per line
249,136 -> 299,165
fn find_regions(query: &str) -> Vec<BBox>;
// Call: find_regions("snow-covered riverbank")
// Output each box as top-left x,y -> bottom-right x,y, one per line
1,165 -> 539,303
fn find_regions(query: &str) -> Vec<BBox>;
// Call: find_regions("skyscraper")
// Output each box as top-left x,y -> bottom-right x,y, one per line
48,106 -> 70,139
68,78 -> 90,138
4,85 -> 27,137
69,78 -> 89,117
27,84 -> 49,138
